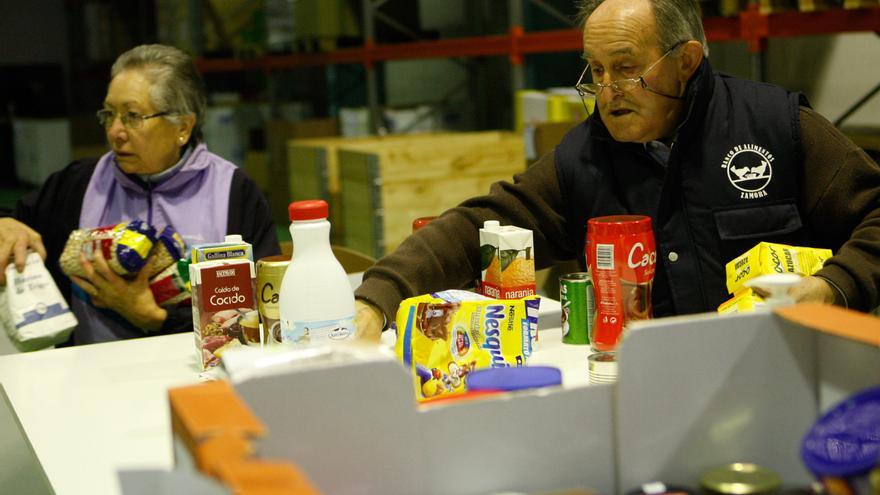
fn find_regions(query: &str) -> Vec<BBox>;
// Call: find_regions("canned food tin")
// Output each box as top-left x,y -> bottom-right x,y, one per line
256,255 -> 290,344
560,272 -> 594,345
700,463 -> 781,495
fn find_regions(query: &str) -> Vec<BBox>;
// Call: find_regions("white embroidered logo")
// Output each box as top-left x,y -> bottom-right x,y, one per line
721,144 -> 774,199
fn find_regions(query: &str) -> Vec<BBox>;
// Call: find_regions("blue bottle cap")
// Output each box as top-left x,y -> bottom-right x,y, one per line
465,366 -> 562,392
801,386 -> 880,477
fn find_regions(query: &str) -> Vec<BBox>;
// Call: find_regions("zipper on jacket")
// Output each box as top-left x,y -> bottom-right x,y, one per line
146,180 -> 153,225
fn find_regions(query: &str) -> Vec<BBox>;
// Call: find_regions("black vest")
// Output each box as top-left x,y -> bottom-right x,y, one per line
555,59 -> 810,316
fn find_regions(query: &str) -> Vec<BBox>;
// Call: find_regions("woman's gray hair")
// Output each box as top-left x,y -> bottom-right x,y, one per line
111,44 -> 207,142
577,0 -> 710,57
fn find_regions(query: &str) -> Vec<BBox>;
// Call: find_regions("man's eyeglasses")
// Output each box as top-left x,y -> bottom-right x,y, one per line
96,109 -> 170,129
574,41 -> 685,106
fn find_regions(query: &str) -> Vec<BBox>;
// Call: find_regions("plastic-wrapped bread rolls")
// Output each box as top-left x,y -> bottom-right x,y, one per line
150,259 -> 192,308
59,221 -> 157,278
148,226 -> 187,278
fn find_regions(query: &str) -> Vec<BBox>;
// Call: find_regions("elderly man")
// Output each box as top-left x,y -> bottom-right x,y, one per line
353,0 -> 880,337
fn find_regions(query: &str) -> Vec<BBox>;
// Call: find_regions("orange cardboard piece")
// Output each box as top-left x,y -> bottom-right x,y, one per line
194,434 -> 254,476
215,459 -> 321,495
775,303 -> 880,346
169,381 -> 266,471
169,381 -> 266,439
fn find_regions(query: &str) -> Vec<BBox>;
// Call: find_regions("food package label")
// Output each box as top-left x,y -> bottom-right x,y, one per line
717,288 -> 766,314
0,252 -> 77,351
725,242 -> 833,294
191,239 -> 253,263
190,259 -> 260,369
395,290 -> 540,401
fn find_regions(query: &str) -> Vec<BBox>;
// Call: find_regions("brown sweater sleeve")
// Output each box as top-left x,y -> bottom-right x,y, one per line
800,106 -> 880,311
354,151 -> 574,324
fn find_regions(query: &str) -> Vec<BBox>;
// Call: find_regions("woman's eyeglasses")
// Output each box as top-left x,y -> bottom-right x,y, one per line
96,109 -> 169,129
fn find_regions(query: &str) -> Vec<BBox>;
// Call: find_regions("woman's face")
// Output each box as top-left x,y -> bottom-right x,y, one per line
103,69 -> 192,175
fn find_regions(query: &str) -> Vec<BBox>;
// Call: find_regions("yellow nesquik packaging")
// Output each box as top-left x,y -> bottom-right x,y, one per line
395,290 -> 539,402
725,242 -> 833,294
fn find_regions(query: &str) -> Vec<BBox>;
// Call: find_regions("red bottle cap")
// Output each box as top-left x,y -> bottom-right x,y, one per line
587,215 -> 653,236
288,200 -> 328,221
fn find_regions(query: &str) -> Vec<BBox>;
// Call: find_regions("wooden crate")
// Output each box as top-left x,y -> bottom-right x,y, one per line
338,132 -> 526,258
287,132 -> 513,244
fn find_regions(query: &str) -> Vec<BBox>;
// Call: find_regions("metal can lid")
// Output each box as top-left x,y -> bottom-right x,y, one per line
588,351 -> 618,384
561,272 -> 591,282
700,463 -> 781,494
257,254 -> 291,265
466,366 -> 562,392
801,385 -> 880,477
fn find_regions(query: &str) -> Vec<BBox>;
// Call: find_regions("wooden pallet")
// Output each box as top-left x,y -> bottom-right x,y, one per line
336,132 -> 526,258
288,132 -> 522,247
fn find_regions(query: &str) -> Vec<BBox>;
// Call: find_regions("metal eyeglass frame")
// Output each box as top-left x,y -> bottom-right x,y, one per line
574,41 -> 685,114
96,109 -> 170,129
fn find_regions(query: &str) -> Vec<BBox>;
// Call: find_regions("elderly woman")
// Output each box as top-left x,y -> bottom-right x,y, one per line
0,44 -> 280,344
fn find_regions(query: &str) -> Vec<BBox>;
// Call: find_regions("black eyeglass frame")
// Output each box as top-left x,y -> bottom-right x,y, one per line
574,40 -> 687,113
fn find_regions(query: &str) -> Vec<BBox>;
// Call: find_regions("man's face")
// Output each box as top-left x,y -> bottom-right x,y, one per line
583,0 -> 687,143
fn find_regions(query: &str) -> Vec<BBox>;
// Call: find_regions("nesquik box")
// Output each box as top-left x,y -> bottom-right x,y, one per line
189,258 -> 260,369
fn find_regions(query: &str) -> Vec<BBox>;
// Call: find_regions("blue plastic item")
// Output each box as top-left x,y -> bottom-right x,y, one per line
801,386 -> 880,478
465,366 -> 562,392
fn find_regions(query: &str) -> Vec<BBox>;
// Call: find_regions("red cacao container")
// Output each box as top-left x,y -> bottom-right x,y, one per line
585,215 -> 656,352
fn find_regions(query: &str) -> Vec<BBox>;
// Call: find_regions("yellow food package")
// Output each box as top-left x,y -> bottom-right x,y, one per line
718,288 -> 766,314
395,290 -> 540,402
725,242 -> 833,294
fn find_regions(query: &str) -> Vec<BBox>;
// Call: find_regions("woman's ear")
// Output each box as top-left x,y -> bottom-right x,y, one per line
177,115 -> 196,146
677,40 -> 704,83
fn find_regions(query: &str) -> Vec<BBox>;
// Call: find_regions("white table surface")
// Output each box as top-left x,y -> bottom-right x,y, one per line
0,300 -> 592,495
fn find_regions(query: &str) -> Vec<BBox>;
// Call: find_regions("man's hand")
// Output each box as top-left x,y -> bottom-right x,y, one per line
70,251 -> 166,332
789,275 -> 836,305
0,218 -> 47,285
354,300 -> 385,342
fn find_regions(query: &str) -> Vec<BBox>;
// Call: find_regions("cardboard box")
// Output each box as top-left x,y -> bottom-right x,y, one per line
219,304 -> 880,494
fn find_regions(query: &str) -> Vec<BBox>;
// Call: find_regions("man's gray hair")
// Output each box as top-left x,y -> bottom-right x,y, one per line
577,0 -> 709,57
111,44 -> 207,142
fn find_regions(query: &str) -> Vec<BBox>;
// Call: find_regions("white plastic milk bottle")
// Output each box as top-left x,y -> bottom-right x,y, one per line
278,200 -> 356,344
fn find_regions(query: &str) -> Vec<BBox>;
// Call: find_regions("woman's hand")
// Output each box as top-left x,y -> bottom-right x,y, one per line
0,218 -> 47,285
70,251 -> 167,332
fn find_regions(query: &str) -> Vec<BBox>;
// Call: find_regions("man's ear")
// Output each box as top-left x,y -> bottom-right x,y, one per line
677,40 -> 704,83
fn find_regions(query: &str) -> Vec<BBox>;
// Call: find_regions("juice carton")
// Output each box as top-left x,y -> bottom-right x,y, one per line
189,258 -> 260,369
478,221 -> 536,300
725,242 -> 832,294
